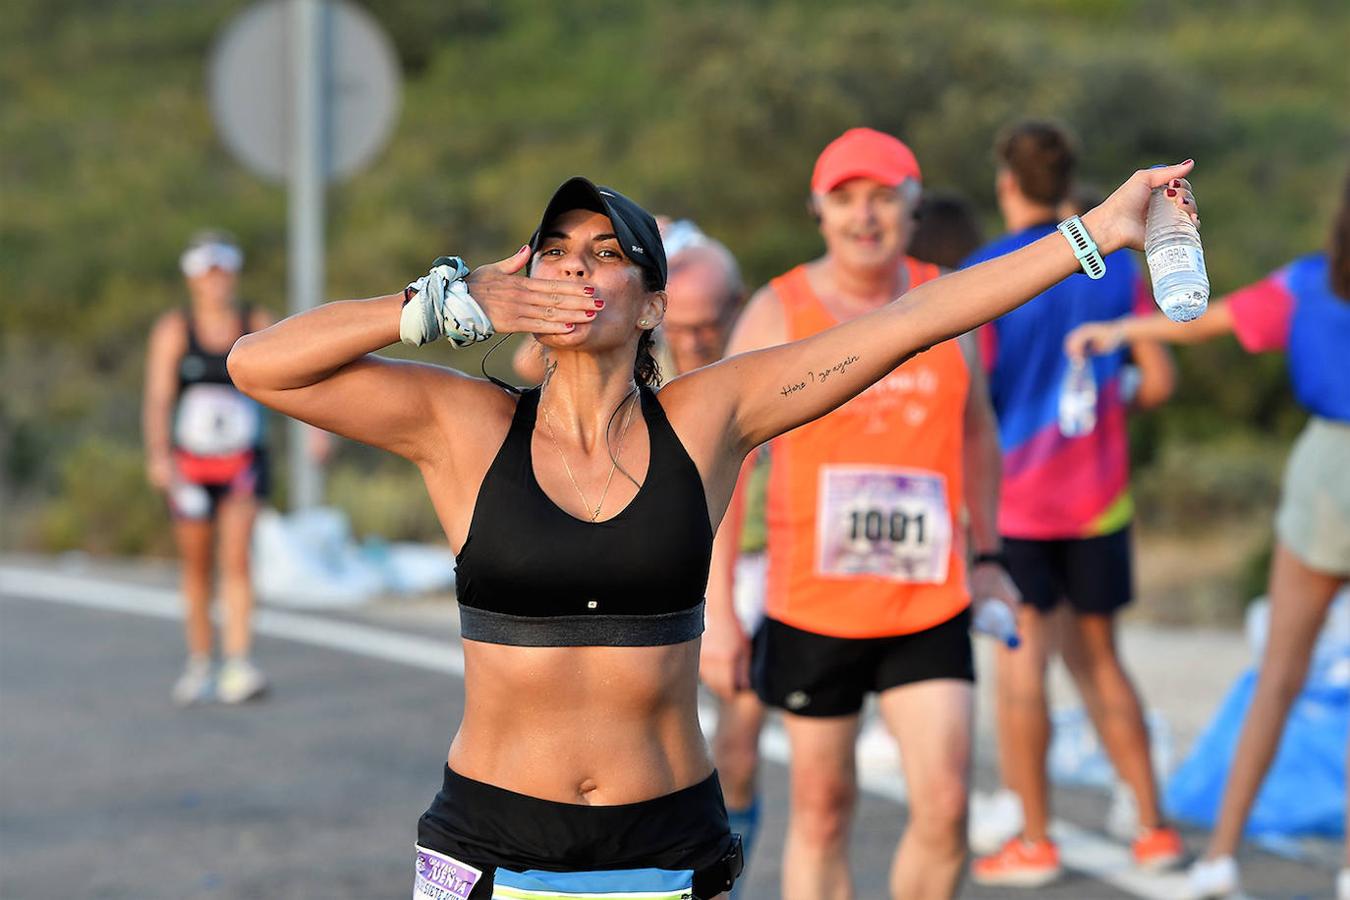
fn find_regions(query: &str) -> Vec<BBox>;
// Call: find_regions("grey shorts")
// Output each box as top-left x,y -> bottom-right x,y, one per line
1276,417 -> 1350,575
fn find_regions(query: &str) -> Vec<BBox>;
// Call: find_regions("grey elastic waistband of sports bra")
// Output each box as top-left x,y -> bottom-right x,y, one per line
458,601 -> 705,648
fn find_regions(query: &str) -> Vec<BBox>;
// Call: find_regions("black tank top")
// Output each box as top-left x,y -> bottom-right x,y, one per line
178,306 -> 249,391
454,386 -> 713,647
173,307 -> 264,457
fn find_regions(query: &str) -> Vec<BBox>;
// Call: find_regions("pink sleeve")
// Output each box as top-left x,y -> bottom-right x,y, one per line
976,323 -> 997,373
1226,269 -> 1294,353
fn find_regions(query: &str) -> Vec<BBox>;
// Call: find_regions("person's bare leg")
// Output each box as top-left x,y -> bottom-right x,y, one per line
714,692 -> 766,809
215,494 -> 258,659
1202,542 -> 1342,860
173,517 -> 215,657
781,713 -> 860,900
878,679 -> 973,900
1059,612 -> 1163,829
995,607 -> 1054,842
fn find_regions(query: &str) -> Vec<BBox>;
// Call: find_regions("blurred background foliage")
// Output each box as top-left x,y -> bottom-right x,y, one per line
2,0 -> 1347,615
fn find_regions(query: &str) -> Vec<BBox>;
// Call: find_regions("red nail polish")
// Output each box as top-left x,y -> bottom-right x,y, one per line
1166,188 -> 1177,197
595,299 -> 605,309
583,286 -> 595,296
585,310 -> 596,318
520,244 -> 530,254
566,323 -> 575,331
1171,179 -> 1182,188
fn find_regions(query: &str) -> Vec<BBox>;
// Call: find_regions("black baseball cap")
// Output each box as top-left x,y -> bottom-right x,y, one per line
529,177 -> 667,289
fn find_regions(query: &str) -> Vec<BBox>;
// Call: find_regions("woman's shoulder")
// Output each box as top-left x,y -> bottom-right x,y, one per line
149,308 -> 188,346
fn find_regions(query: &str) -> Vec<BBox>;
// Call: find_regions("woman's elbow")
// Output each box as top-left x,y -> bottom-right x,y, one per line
226,334 -> 262,396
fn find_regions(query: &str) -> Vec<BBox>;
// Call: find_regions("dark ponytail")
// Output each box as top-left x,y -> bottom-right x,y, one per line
635,328 -> 662,389
635,266 -> 665,388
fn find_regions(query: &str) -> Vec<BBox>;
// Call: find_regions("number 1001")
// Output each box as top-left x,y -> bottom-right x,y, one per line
849,510 -> 925,544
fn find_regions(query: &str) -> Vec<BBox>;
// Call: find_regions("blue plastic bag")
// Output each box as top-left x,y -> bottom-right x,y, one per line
1165,659 -> 1348,838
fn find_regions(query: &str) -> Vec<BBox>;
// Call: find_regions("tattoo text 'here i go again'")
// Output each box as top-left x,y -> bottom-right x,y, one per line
780,354 -> 861,397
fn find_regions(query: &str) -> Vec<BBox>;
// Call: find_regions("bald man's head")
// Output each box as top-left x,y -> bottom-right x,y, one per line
662,242 -> 744,374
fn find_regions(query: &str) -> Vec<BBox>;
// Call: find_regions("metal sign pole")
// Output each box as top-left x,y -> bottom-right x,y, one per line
212,0 -> 400,511
287,0 -> 326,511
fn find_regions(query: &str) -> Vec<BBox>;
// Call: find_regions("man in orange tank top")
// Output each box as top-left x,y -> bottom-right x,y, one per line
701,128 -> 1020,900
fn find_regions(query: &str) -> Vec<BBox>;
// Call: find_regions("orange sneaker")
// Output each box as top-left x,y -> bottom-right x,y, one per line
1132,826 -> 1185,871
972,836 -> 1062,887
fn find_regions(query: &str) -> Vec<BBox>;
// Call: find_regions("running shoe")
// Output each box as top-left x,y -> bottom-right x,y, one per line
216,657 -> 268,704
1183,855 -> 1239,898
1133,825 -> 1185,871
971,836 -> 1062,888
171,657 -> 214,707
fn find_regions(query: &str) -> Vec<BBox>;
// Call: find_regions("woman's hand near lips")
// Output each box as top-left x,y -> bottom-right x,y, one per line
465,245 -> 603,335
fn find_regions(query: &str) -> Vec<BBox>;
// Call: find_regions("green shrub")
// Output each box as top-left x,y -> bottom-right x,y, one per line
325,461 -> 444,544
36,438 -> 172,556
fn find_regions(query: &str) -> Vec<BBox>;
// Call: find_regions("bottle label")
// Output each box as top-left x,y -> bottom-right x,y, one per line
1146,244 -> 1205,280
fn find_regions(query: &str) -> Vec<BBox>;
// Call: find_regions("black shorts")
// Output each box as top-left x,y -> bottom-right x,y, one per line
1003,525 -> 1134,616
752,607 -> 975,718
167,447 -> 270,521
417,766 -> 741,899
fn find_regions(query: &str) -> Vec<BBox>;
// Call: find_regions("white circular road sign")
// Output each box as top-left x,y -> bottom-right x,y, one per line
209,0 -> 401,182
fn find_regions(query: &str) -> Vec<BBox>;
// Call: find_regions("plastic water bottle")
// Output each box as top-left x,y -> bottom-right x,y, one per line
972,598 -> 1021,649
1145,187 -> 1209,322
1058,357 -> 1097,437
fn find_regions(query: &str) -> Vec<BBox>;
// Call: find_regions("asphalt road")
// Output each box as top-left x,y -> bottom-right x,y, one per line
0,566 -> 1334,899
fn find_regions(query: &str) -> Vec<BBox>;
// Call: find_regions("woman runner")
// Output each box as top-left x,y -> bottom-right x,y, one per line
227,166 -> 1197,899
144,231 -> 273,706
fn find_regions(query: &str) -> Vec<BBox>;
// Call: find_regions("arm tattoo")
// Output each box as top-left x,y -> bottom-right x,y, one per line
779,353 -> 861,397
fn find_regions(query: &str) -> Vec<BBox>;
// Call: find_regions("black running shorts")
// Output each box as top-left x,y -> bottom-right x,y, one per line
1003,525 -> 1134,616
752,607 -> 974,718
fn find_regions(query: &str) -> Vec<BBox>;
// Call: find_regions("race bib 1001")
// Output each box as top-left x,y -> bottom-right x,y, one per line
815,466 -> 952,584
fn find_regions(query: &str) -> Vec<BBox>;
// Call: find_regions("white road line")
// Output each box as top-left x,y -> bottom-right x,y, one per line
2,564 -> 1189,899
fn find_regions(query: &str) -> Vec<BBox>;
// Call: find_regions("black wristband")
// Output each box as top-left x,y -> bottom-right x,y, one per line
973,550 -> 1010,570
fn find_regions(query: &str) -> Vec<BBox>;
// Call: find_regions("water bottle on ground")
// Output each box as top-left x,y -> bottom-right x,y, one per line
1058,357 -> 1097,437
1145,186 -> 1209,322
972,598 -> 1021,649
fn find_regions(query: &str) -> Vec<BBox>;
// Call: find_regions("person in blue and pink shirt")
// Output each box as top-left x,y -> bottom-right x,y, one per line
965,120 -> 1184,887
1068,168 -> 1350,900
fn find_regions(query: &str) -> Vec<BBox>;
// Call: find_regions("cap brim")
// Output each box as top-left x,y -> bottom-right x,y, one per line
531,176 -> 641,259
814,166 -> 908,194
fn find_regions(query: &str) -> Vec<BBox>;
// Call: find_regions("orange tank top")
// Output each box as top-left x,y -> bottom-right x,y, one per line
764,261 -> 971,638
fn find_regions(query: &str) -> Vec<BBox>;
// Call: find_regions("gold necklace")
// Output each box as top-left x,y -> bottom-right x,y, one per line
541,390 -> 639,522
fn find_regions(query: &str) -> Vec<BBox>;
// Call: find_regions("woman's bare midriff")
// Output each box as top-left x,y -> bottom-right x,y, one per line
448,637 -> 713,805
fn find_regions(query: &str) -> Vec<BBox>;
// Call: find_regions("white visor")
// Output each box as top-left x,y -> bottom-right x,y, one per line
180,242 -> 243,277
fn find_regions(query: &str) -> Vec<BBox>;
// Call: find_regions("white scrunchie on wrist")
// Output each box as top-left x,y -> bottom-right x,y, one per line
399,256 -> 495,348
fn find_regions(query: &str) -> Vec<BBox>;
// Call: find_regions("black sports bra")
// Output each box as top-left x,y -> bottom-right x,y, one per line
454,386 -> 713,647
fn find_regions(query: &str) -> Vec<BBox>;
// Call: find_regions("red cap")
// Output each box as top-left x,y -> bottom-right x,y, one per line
811,128 -> 922,194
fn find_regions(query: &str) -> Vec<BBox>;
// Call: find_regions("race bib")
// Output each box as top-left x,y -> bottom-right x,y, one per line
815,466 -> 952,583
174,383 -> 261,456
413,844 -> 482,900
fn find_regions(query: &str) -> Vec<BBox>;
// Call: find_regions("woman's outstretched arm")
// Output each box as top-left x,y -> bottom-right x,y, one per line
227,247 -> 597,463
1066,301 -> 1236,359
689,162 -> 1198,452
